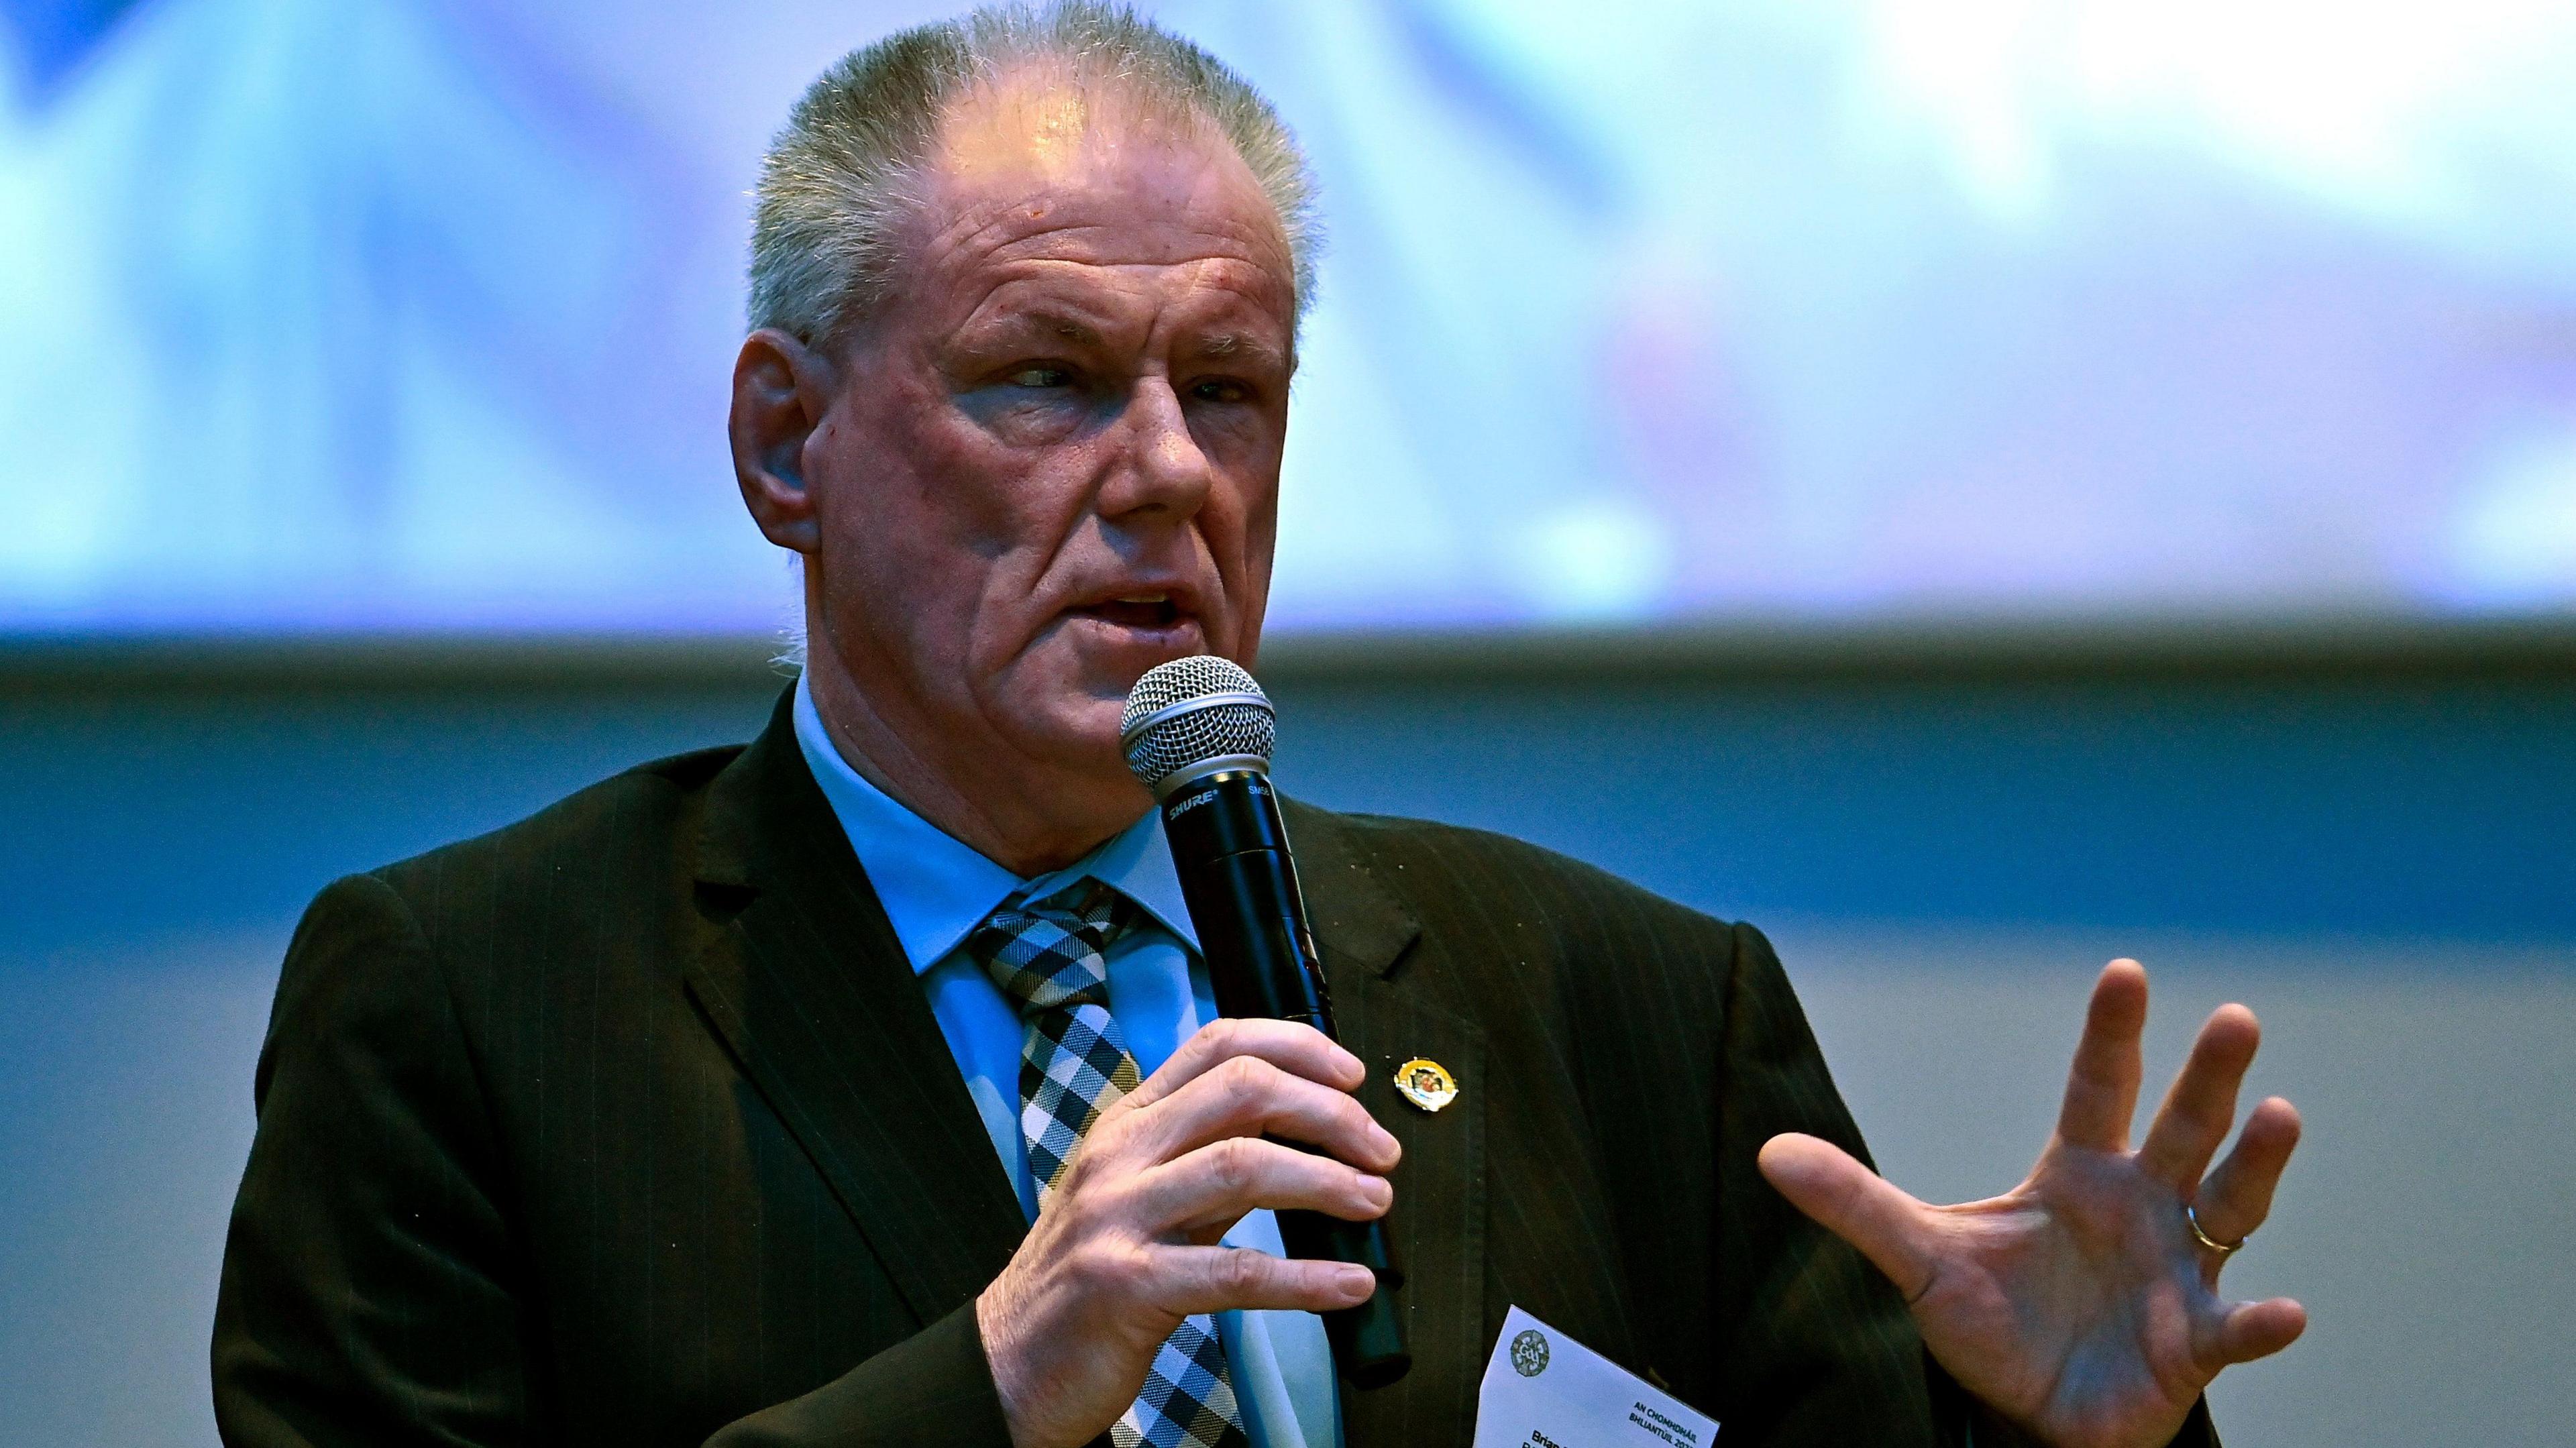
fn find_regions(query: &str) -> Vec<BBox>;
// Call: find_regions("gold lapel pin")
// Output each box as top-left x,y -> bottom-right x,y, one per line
1393,1058 -> 1458,1113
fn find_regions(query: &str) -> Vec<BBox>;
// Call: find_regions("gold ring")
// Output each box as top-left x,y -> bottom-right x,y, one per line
2185,1203 -> 2245,1256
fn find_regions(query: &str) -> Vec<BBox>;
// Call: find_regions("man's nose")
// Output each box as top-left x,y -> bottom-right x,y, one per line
1097,376 -> 1214,522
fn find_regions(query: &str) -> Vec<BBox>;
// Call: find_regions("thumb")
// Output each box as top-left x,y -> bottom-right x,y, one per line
1758,1133 -> 1935,1302
2213,1296 -> 2307,1368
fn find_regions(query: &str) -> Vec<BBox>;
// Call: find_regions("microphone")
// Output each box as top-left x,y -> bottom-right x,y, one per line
1121,655 -> 1410,1390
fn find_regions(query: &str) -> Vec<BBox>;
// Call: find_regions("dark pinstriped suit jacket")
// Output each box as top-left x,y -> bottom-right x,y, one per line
213,688 -> 2216,1448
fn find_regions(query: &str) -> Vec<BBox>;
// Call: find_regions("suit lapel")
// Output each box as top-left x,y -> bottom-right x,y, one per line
683,690 -> 1028,1327
1286,802 -> 1491,1446
673,720 -> 1498,1432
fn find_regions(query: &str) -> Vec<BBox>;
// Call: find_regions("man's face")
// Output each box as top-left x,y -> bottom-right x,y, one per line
803,85 -> 1296,783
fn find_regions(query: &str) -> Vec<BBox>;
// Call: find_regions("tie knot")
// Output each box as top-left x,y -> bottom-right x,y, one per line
967,877 -> 1138,1015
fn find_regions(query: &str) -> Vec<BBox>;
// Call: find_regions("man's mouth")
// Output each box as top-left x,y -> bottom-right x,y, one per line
1071,593 -> 1186,630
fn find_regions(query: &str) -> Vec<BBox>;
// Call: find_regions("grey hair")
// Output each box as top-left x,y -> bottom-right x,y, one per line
747,1 -> 1321,350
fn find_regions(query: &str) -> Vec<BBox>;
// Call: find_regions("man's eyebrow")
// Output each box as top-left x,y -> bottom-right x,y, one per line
958,309 -> 1103,348
1012,311 -> 1101,345
1041,315 -> 1101,345
1191,331 -> 1287,366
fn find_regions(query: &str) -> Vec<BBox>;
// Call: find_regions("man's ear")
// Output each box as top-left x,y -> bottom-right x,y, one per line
730,329 -> 839,553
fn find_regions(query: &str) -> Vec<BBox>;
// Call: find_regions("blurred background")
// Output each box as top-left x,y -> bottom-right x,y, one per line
2,1 -> 2571,1444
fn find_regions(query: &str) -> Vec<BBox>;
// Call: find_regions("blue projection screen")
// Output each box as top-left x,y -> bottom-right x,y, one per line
4,0 -> 2575,636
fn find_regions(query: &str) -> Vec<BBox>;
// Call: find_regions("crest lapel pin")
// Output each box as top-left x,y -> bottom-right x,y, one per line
1393,1057 -> 1459,1113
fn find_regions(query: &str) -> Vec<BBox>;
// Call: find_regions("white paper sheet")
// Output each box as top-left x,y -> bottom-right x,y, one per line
1472,1305 -> 1721,1448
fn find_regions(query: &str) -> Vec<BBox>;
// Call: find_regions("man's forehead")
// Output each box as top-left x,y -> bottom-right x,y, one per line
908,76 -> 1295,291
934,72 -> 1132,188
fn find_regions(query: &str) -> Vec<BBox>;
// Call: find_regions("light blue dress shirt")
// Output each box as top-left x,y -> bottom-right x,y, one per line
792,677 -> 1341,1448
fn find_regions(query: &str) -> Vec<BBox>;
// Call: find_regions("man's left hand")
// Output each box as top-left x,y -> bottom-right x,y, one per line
1758,958 -> 2306,1448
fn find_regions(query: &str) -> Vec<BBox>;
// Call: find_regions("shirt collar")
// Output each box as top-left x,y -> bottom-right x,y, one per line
791,673 -> 1198,975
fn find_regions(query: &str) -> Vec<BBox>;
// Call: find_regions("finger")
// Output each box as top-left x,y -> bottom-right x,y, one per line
2137,1003 -> 2261,1188
1127,1135 -> 1393,1235
1128,1052 -> 1401,1173
1757,1133 -> 1935,1302
1149,1243 -> 1378,1317
2055,959 -> 2148,1152
1124,1017 -> 1364,1111
2212,1296 -> 2307,1367
2192,1096 -> 2302,1247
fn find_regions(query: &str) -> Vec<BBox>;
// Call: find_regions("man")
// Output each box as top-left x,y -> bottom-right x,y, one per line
213,7 -> 2304,1448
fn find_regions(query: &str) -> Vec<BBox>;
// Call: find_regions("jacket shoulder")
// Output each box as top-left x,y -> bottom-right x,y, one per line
1287,799 -> 1746,960
372,744 -> 737,885
345,742 -> 745,958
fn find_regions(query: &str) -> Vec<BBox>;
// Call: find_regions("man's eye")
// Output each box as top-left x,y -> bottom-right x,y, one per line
1009,366 -> 1075,388
1190,378 -> 1250,403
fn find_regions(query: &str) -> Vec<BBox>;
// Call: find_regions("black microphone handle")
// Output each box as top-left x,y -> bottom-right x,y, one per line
1157,768 -> 1411,1391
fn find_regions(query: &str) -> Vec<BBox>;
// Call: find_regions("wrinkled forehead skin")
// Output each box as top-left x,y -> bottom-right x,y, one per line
867,69 -> 1301,364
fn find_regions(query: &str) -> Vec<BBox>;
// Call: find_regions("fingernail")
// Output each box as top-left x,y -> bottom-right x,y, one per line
1369,1122 -> 1399,1156
1335,1264 -> 1375,1296
1358,1173 -> 1392,1209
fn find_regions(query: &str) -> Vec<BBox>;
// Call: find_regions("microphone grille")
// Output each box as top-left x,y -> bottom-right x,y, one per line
1120,655 -> 1277,793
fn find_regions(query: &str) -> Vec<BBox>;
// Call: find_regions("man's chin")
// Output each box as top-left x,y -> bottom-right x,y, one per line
1000,619 -> 1225,771
991,677 -> 1150,785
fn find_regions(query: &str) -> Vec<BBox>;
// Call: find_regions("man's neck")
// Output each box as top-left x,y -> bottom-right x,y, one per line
800,650 -> 1142,878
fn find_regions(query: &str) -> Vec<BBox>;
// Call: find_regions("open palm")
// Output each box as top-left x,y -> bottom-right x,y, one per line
1759,960 -> 2306,1448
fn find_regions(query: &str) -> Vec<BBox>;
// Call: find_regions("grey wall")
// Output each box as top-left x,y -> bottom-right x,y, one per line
5,657 -> 2571,1445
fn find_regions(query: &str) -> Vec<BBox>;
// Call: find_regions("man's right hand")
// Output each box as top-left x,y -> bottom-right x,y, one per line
973,1017 -> 1401,1448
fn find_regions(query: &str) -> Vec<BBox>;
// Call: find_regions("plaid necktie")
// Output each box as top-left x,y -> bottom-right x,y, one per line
967,878 -> 1251,1448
